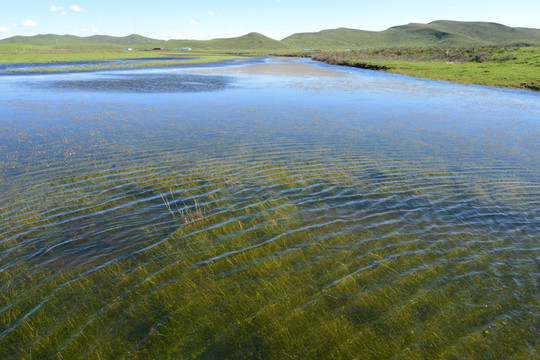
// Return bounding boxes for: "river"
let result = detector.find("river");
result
[0,57,538,358]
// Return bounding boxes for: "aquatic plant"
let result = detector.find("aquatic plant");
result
[0,59,538,358]
[161,191,207,225]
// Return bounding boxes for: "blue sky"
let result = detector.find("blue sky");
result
[1,0,539,40]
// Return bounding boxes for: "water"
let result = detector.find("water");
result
[0,56,194,73]
[0,57,538,358]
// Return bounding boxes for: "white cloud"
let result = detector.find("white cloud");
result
[91,27,98,33]
[70,5,86,12]
[416,18,431,24]
[0,25,9,32]
[207,12,215,16]
[22,19,37,27]
[508,13,519,17]
[25,32,36,36]
[190,19,199,25]
[51,5,66,13]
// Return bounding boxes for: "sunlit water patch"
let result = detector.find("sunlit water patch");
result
[0,58,539,359]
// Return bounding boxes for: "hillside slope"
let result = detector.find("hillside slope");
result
[1,20,539,51]
[281,21,540,49]
[0,34,156,46]
[154,32,287,52]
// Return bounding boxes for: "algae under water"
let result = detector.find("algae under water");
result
[0,57,538,359]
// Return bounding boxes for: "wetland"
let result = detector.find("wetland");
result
[0,57,539,359]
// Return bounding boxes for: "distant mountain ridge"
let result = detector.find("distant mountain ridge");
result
[281,21,540,49]
[0,33,154,46]
[1,20,539,50]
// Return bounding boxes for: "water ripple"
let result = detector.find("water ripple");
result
[1,59,539,358]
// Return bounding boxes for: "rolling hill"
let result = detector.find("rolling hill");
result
[0,34,156,46]
[281,21,540,49]
[152,32,286,52]
[1,21,539,51]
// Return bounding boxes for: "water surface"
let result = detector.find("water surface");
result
[0,57,538,359]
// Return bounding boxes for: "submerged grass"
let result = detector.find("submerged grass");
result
[0,149,538,359]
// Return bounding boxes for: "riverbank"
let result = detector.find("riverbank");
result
[0,46,245,73]
[310,46,540,91]
[2,45,538,91]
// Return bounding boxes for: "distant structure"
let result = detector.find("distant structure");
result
[179,47,192,51]
[124,47,133,51]
[302,48,312,52]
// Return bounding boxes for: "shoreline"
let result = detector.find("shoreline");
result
[309,49,540,92]
[1,50,538,93]
[0,55,263,75]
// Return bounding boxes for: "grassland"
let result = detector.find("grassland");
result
[311,46,540,91]
[281,21,540,49]
[1,20,539,89]
[0,44,246,73]
[0,44,170,63]
[3,20,540,51]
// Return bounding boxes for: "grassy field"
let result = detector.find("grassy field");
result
[1,20,539,88]
[0,45,166,63]
[0,45,246,74]
[281,21,540,49]
[0,44,242,63]
[1,43,538,91]
[3,20,540,54]
[311,46,540,91]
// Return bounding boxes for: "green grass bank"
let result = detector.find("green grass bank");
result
[2,43,539,91]
[310,46,540,91]
[0,45,245,73]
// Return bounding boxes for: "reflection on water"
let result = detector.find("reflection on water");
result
[0,58,539,359]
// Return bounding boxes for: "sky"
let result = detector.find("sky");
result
[1,0,539,40]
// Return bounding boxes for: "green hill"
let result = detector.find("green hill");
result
[1,20,539,51]
[0,34,157,47]
[279,28,377,49]
[281,21,540,49]
[148,32,286,52]
[205,32,286,51]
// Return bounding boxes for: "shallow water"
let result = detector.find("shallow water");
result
[0,56,194,73]
[0,57,539,358]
